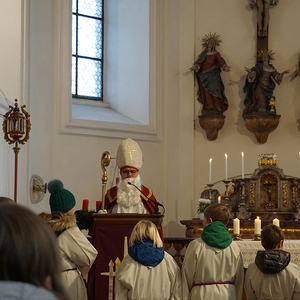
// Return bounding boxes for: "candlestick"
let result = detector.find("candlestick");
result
[241,152,244,179]
[218,196,221,204]
[82,199,89,211]
[273,218,280,227]
[252,233,261,241]
[233,218,240,234]
[232,233,242,241]
[225,153,228,180]
[254,216,261,234]
[209,158,212,184]
[223,180,231,202]
[206,183,214,200]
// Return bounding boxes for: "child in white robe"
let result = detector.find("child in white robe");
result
[182,204,244,300]
[41,179,98,300]
[245,224,300,299]
[115,220,181,300]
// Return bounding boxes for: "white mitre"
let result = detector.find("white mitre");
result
[116,138,143,171]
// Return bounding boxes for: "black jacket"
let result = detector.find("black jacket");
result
[255,249,291,274]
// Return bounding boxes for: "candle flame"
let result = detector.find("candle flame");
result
[225,154,227,158]
[256,216,260,219]
[209,158,212,162]
[241,152,244,157]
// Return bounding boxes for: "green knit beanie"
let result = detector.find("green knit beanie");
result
[48,179,76,213]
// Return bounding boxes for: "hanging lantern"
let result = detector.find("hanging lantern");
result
[3,99,30,145]
[2,99,31,202]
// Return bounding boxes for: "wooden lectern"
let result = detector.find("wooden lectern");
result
[89,213,164,300]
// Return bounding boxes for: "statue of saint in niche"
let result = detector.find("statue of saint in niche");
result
[243,49,289,114]
[190,33,231,116]
[291,59,300,80]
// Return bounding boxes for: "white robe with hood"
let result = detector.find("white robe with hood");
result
[182,237,244,300]
[245,250,300,300]
[115,251,181,300]
[44,214,98,300]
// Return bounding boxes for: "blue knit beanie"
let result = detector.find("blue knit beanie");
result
[48,179,76,213]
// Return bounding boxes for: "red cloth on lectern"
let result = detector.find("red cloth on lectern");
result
[90,223,137,300]
[88,187,163,300]
[104,185,157,213]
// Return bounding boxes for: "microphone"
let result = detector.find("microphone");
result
[127,182,165,215]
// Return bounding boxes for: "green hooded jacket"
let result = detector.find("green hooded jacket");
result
[201,221,232,249]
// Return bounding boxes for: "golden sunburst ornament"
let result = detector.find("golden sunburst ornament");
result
[201,32,222,46]
[257,48,275,61]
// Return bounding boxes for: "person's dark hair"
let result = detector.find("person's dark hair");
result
[204,204,230,226]
[0,196,14,204]
[0,204,70,300]
[261,224,285,250]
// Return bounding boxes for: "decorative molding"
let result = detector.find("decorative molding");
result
[249,183,255,207]
[56,0,162,142]
[283,183,288,207]
[0,95,14,198]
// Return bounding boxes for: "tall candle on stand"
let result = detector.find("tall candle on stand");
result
[233,218,240,234]
[209,158,212,184]
[241,152,245,179]
[225,153,228,180]
[273,218,280,227]
[254,217,261,234]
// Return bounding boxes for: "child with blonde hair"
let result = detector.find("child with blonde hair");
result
[115,220,181,300]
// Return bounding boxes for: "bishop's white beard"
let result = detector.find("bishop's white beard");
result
[116,175,142,208]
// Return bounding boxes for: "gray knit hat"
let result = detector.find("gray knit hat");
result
[48,179,76,213]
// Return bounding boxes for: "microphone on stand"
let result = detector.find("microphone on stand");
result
[127,182,165,215]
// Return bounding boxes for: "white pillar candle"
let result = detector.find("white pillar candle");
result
[233,218,240,234]
[241,152,244,179]
[225,153,228,180]
[218,196,221,204]
[273,218,280,227]
[209,158,212,184]
[254,217,261,234]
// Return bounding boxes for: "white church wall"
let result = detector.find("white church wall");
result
[193,1,300,221]
[0,0,21,103]
[0,96,14,199]
[21,0,167,218]
[105,0,150,125]
[0,0,24,202]
[1,0,300,238]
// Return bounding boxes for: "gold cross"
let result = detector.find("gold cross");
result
[124,145,135,160]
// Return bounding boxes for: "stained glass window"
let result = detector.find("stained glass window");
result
[72,0,104,100]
